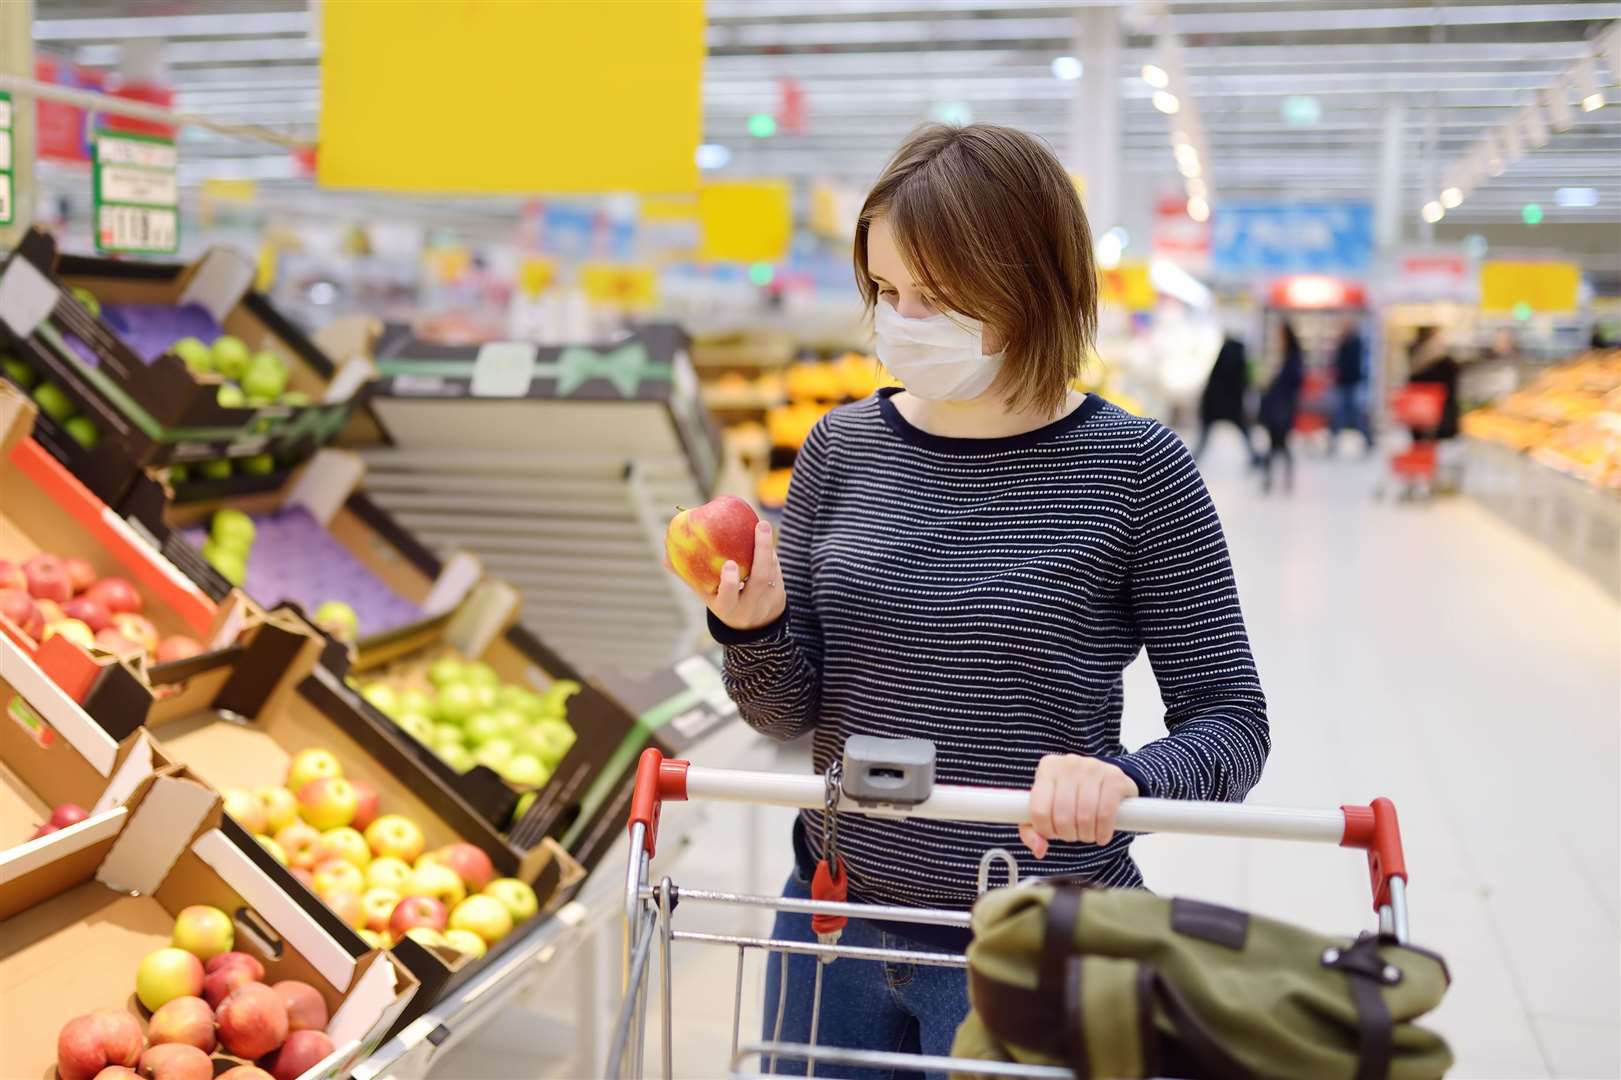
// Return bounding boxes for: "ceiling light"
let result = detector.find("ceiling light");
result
[1575,57,1603,112]
[1281,96,1321,126]
[1421,201,1444,224]
[747,113,777,138]
[1186,195,1210,222]
[932,101,973,126]
[1440,187,1462,209]
[1556,187,1599,208]
[1185,177,1208,200]
[1052,56,1083,81]
[1096,229,1124,269]
[1581,92,1604,111]
[1141,64,1168,89]
[1152,91,1180,115]
[695,144,731,169]
[1522,202,1543,225]
[1174,143,1201,178]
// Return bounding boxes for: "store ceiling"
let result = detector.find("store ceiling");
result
[27,0,1621,233]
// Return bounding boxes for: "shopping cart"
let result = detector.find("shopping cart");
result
[607,739,1412,1079]
[1380,384,1449,499]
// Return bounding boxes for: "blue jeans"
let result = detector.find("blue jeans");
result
[758,871,970,1079]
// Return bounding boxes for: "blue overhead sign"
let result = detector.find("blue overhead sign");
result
[1210,202,1374,276]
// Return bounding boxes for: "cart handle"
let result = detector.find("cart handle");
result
[627,748,1408,916]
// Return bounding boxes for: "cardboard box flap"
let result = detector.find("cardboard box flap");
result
[286,449,365,526]
[0,254,59,339]
[328,950,409,1048]
[191,827,360,991]
[0,630,122,776]
[177,247,256,323]
[93,730,161,814]
[421,551,482,618]
[0,382,36,456]
[97,774,216,894]
[444,579,520,660]
[0,808,126,897]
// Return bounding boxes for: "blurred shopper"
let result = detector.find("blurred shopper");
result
[1193,323,1256,462]
[1330,316,1373,453]
[1258,321,1305,493]
[1408,326,1460,440]
[669,123,1269,1076]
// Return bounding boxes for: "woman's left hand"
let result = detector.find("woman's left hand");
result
[1019,754,1139,859]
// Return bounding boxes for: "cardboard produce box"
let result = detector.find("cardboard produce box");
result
[0,628,169,853]
[0,772,417,1080]
[0,383,244,698]
[119,447,480,629]
[111,607,584,1022]
[0,229,373,502]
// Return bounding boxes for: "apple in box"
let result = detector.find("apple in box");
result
[0,558,23,591]
[0,588,44,639]
[139,1042,214,1080]
[389,895,448,937]
[56,1009,144,1080]
[61,595,113,632]
[85,576,142,614]
[271,979,329,1033]
[665,496,760,594]
[215,982,289,1059]
[264,1029,336,1080]
[62,556,97,595]
[22,554,72,603]
[148,995,216,1054]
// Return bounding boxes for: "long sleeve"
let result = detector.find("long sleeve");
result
[709,418,831,740]
[1114,425,1270,801]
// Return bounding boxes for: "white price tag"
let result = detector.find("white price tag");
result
[470,341,537,397]
[0,131,11,171]
[97,205,177,253]
[0,174,10,227]
[100,164,178,206]
[0,256,59,338]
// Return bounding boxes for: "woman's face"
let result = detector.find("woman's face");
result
[866,216,1006,353]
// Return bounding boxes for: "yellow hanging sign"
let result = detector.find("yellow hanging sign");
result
[699,180,792,263]
[1100,262,1154,311]
[519,256,557,297]
[318,1,704,194]
[1479,261,1580,314]
[581,263,659,309]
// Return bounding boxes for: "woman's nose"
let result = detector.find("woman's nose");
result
[894,293,934,320]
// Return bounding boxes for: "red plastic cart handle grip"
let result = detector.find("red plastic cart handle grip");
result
[1339,796,1408,911]
[627,747,690,858]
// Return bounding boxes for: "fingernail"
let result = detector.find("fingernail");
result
[723,561,736,573]
[757,521,771,534]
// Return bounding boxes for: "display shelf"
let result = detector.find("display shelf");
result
[357,446,707,677]
[1462,438,1621,597]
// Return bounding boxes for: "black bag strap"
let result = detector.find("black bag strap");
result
[1061,957,1091,1080]
[1323,934,1396,1080]
[1039,885,1083,998]
[1148,969,1257,1080]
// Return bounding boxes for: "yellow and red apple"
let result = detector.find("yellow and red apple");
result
[664,495,760,595]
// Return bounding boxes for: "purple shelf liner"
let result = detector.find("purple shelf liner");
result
[61,303,223,370]
[180,505,425,637]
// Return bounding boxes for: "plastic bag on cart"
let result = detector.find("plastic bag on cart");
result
[951,883,1452,1080]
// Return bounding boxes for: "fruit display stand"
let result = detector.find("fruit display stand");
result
[117,446,481,632]
[0,229,373,505]
[345,322,714,676]
[117,607,586,1027]
[0,630,169,853]
[0,384,243,690]
[0,771,418,1080]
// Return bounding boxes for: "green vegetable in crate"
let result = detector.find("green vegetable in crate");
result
[210,508,256,550]
[31,382,75,422]
[399,689,432,716]
[239,453,275,476]
[434,682,480,725]
[167,464,189,485]
[473,738,515,772]
[63,416,100,450]
[279,390,312,407]
[197,459,233,481]
[69,285,101,317]
[518,718,576,768]
[242,351,289,401]
[463,661,500,690]
[313,600,359,644]
[499,753,548,788]
[216,384,247,408]
[361,682,399,716]
[200,540,246,586]
[173,337,213,373]
[510,790,537,827]
[396,711,434,743]
[440,744,474,772]
[428,657,465,689]
[246,395,275,408]
[462,712,505,747]
[212,335,251,380]
[1,355,38,389]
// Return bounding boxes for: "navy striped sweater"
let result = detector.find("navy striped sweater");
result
[712,388,1269,914]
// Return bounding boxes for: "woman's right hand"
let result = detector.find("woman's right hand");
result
[667,519,786,631]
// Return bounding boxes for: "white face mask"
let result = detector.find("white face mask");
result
[873,300,1004,401]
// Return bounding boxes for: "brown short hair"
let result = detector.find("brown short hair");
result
[854,123,1097,415]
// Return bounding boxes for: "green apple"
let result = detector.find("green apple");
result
[31,382,75,422]
[428,657,465,689]
[498,753,548,788]
[216,383,247,407]
[510,790,537,827]
[489,708,526,737]
[462,712,504,747]
[449,893,513,944]
[197,458,233,480]
[397,711,435,743]
[483,877,539,923]
[239,453,275,475]
[242,352,288,400]
[246,395,273,408]
[280,389,312,406]
[471,683,498,712]
[435,682,479,725]
[286,747,343,793]
[173,336,212,372]
[201,541,246,585]
[210,508,256,550]
[430,723,464,748]
[439,744,474,772]
[463,662,499,689]
[399,689,433,716]
[168,464,189,484]
[538,679,582,712]
[473,738,515,772]
[212,335,250,379]
[1,356,37,389]
[69,285,101,316]
[496,684,539,714]
[63,415,99,449]
[518,720,576,767]
[314,600,359,643]
[362,682,399,716]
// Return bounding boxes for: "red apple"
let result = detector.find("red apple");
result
[297,777,358,831]
[348,778,380,831]
[111,612,159,654]
[289,866,315,890]
[263,1029,336,1080]
[61,596,113,633]
[664,495,759,595]
[206,950,265,980]
[50,802,90,828]
[95,626,144,658]
[86,575,142,614]
[218,1068,275,1080]
[0,587,43,639]
[270,980,329,1033]
[155,635,204,664]
[56,1009,144,1080]
[274,821,322,870]
[93,1069,139,1080]
[44,617,95,648]
[31,821,60,839]
[63,556,97,594]
[361,887,401,932]
[137,1043,213,1080]
[324,889,366,930]
[215,982,289,1059]
[0,557,23,590]
[202,962,256,1010]
[433,842,496,892]
[23,553,72,603]
[389,895,448,937]
[172,904,234,961]
[147,995,216,1054]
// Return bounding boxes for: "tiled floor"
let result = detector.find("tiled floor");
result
[430,436,1621,1079]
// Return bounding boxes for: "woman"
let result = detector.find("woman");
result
[1258,321,1305,493]
[671,124,1269,1077]
[1193,322,1255,462]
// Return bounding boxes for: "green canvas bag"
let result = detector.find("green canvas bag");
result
[951,883,1452,1079]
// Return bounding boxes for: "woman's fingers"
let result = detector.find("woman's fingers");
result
[714,559,744,615]
[1027,761,1056,843]
[1095,779,1123,846]
[746,520,777,585]
[1018,822,1049,860]
[1051,773,1080,843]
[1074,773,1102,844]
